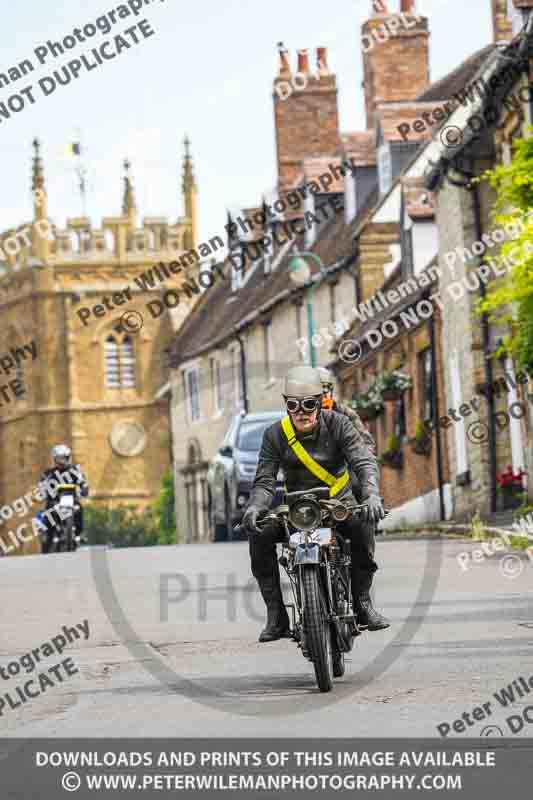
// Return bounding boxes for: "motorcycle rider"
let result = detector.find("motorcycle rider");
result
[318,366,380,531]
[38,444,89,553]
[243,365,389,643]
[318,367,375,454]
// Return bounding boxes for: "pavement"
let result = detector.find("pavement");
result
[1,536,532,738]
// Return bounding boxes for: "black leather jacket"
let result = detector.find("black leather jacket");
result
[38,465,89,509]
[248,409,380,512]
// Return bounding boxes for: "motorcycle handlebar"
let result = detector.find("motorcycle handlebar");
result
[234,502,389,537]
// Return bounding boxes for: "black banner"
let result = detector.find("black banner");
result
[1,738,531,798]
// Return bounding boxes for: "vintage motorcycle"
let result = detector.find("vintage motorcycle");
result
[239,488,387,693]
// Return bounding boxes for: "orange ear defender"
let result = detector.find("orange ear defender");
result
[322,392,333,410]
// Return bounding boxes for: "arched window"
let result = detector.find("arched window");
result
[104,333,136,389]
[105,336,121,388]
[121,336,136,388]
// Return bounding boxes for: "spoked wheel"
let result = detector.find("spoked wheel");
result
[301,568,333,693]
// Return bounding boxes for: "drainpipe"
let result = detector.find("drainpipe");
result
[234,331,249,414]
[428,299,446,521]
[472,185,498,513]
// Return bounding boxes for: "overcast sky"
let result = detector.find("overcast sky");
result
[0,0,493,246]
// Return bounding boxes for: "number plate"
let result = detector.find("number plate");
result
[289,528,332,548]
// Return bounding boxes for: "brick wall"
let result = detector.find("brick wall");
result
[340,313,450,516]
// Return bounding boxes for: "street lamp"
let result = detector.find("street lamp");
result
[288,250,324,368]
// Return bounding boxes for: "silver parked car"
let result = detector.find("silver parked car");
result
[207,411,285,541]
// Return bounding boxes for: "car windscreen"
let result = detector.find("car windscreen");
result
[237,419,278,452]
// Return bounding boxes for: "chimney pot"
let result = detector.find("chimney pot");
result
[400,0,416,12]
[372,0,388,14]
[297,49,310,74]
[316,47,329,71]
[278,46,291,75]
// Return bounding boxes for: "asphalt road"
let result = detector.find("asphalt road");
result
[1,536,532,738]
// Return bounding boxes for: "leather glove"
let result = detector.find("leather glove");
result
[242,505,262,535]
[363,495,385,524]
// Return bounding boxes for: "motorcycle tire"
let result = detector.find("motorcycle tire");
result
[301,568,333,693]
[332,640,345,678]
[65,518,74,552]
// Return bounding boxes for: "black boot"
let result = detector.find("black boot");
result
[352,568,390,631]
[256,575,291,643]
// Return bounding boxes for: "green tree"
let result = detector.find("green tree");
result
[153,469,177,545]
[84,504,160,548]
[83,470,177,548]
[477,129,533,371]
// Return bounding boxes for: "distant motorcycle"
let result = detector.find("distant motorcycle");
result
[50,483,82,553]
[238,488,388,692]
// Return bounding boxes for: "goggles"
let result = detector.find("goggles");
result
[285,396,321,414]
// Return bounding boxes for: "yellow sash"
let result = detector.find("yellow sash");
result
[281,415,349,497]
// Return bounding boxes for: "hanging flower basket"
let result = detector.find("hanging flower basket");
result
[409,436,432,456]
[351,388,384,421]
[378,435,404,470]
[375,370,412,402]
[379,450,404,470]
[409,421,433,456]
[357,405,380,422]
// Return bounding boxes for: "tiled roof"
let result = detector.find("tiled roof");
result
[167,231,306,366]
[168,185,382,367]
[375,45,499,143]
[417,44,498,102]
[376,103,450,141]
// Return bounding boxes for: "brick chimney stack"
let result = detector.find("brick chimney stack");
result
[273,46,339,191]
[362,0,430,130]
[491,0,513,42]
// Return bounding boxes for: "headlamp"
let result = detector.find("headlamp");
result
[288,495,322,531]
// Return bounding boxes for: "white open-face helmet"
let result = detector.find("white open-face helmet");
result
[317,367,335,394]
[283,366,322,399]
[52,444,72,467]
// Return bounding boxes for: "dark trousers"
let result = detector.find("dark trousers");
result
[249,518,378,596]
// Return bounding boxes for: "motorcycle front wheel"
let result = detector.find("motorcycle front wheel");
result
[301,568,333,692]
[65,517,75,551]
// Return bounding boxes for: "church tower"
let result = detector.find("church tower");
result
[0,138,200,554]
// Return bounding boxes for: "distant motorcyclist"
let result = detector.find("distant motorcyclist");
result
[38,444,89,553]
[243,365,389,643]
[318,367,375,454]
